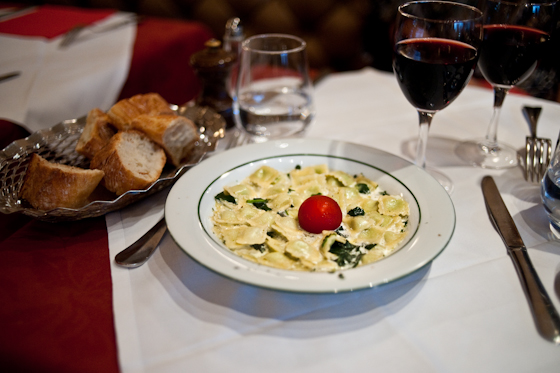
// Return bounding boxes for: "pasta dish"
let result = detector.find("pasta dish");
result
[211,164,409,271]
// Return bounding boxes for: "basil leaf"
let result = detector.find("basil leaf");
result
[365,244,377,250]
[329,241,363,268]
[348,207,365,216]
[215,191,236,204]
[251,244,266,253]
[356,183,370,194]
[247,198,271,211]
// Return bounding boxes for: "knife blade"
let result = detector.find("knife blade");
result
[481,176,560,344]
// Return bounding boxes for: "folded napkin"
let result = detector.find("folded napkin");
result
[0,6,135,133]
[0,5,115,38]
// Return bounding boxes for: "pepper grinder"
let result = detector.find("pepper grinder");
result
[190,39,236,129]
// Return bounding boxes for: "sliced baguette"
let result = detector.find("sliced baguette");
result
[90,130,166,195]
[129,114,199,167]
[129,93,175,115]
[75,108,116,159]
[107,93,174,131]
[20,153,105,210]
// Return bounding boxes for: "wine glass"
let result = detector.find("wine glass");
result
[456,0,557,169]
[233,34,315,142]
[393,1,483,193]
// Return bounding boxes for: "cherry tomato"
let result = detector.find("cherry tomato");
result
[298,195,343,234]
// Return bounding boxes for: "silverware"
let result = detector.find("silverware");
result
[115,217,167,268]
[0,71,21,83]
[481,176,560,344]
[60,15,141,48]
[0,6,35,21]
[523,106,552,183]
[60,24,87,48]
[555,270,560,302]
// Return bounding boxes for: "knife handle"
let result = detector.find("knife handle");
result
[508,247,560,344]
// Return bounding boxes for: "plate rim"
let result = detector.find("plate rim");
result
[165,138,456,293]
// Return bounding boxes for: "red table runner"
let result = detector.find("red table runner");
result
[0,217,118,373]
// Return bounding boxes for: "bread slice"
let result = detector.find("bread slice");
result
[90,130,166,195]
[20,153,105,210]
[129,114,199,167]
[129,93,174,115]
[107,93,175,131]
[75,108,116,159]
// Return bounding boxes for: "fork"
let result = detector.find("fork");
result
[523,106,552,183]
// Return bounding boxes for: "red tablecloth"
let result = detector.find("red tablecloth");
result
[0,5,213,372]
[0,5,115,38]
[118,17,211,106]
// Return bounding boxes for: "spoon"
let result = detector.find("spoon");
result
[115,217,166,268]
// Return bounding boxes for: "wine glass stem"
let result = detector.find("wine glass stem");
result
[485,86,510,146]
[416,110,434,169]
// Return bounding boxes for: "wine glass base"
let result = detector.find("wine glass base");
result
[455,139,518,169]
[425,167,454,195]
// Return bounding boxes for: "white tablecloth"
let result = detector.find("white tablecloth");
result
[108,68,560,372]
[0,12,135,133]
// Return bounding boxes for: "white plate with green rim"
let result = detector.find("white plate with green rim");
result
[165,138,455,293]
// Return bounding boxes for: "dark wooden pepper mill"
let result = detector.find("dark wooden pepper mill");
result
[190,39,236,129]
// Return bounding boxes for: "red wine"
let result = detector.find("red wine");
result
[393,38,478,111]
[478,25,550,87]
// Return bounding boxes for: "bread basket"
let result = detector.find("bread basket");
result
[0,104,225,222]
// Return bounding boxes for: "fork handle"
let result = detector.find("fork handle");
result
[523,106,542,138]
[114,217,167,268]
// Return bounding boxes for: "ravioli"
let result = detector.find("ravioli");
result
[211,164,409,271]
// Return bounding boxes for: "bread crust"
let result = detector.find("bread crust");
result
[75,108,116,159]
[107,93,174,131]
[130,114,199,166]
[20,153,105,210]
[129,93,174,115]
[90,130,166,195]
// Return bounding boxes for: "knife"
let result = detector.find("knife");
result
[481,176,560,344]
